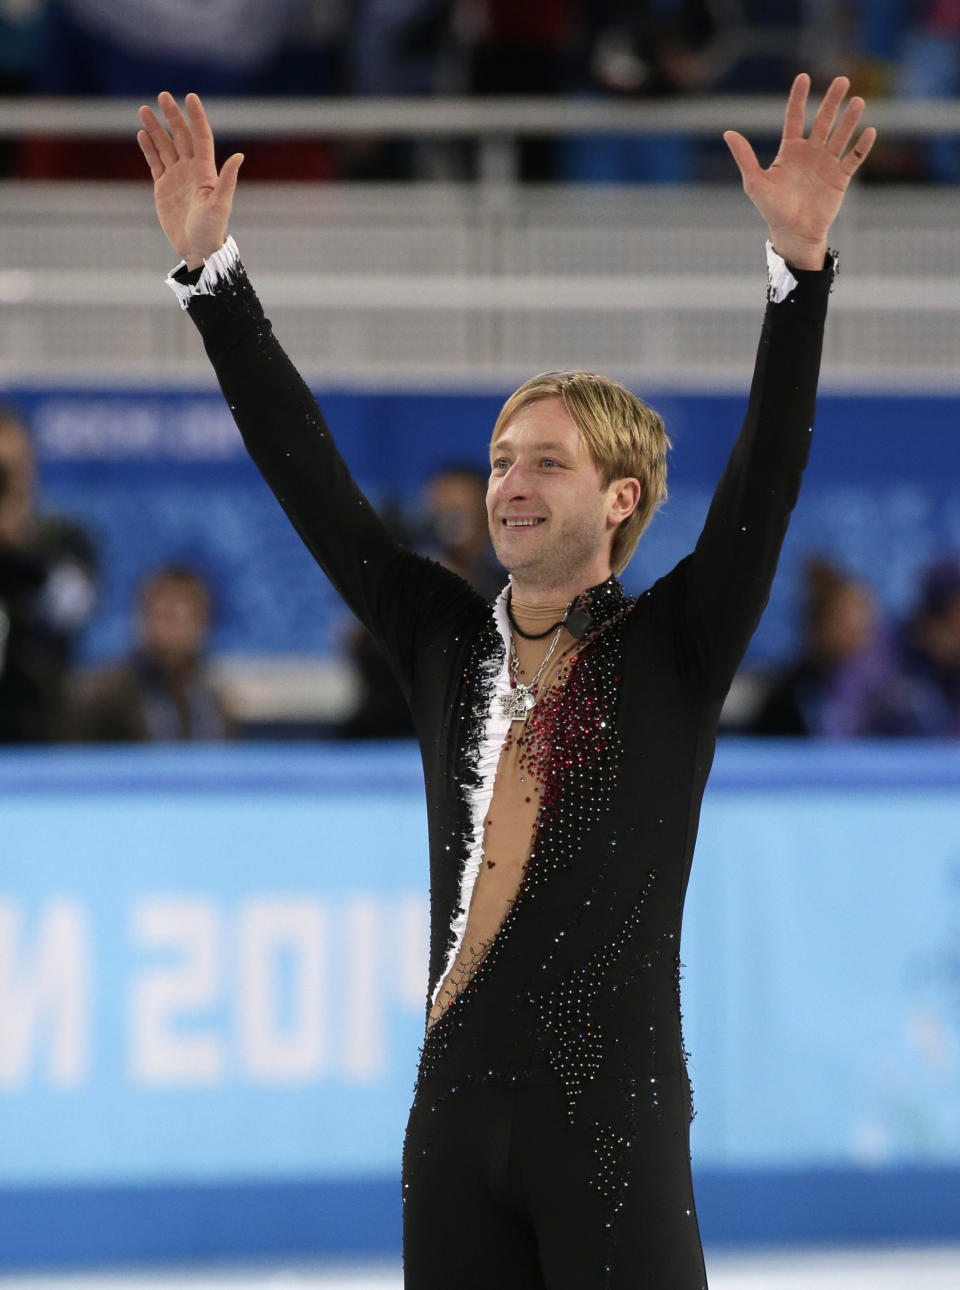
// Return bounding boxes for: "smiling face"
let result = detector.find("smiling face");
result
[487,397,638,598]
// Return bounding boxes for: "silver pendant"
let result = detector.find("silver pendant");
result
[500,684,536,720]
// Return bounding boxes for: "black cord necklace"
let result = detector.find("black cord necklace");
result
[506,585,598,643]
[506,587,567,640]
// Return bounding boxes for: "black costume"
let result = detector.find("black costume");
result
[172,241,833,1288]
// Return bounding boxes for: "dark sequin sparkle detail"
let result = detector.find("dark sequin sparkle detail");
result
[527,866,659,1124]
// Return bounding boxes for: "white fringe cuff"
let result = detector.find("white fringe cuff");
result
[765,239,798,304]
[165,236,241,310]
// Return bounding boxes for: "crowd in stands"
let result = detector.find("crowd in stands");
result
[1,7,958,739]
[2,403,960,745]
[1,2,960,179]
[333,463,502,740]
[0,407,226,742]
[749,556,960,737]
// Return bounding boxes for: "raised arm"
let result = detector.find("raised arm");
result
[136,94,482,681]
[667,75,875,696]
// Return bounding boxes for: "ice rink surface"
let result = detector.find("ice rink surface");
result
[2,1246,960,1290]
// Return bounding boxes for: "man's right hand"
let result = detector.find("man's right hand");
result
[137,92,243,270]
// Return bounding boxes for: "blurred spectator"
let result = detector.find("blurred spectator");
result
[71,564,232,742]
[334,464,502,738]
[750,558,911,737]
[457,0,579,179]
[708,0,802,94]
[844,0,960,182]
[350,0,450,93]
[25,0,342,180]
[0,407,98,743]
[37,0,308,94]
[895,1,960,181]
[418,461,503,599]
[262,0,350,95]
[580,0,714,97]
[339,0,451,178]
[460,0,575,91]
[562,0,715,183]
[895,554,960,735]
[334,626,413,737]
[0,0,46,175]
[0,0,44,93]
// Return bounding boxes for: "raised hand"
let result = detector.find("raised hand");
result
[137,92,243,270]
[723,73,876,271]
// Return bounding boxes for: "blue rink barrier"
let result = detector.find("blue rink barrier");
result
[1,741,959,1267]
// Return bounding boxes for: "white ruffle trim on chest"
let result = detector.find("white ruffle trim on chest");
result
[430,584,514,1007]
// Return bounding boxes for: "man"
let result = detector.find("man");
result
[749,559,906,738]
[0,407,98,742]
[137,75,874,1288]
[336,463,502,739]
[896,555,960,735]
[420,462,503,601]
[71,563,232,742]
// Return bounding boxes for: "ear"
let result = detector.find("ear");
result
[607,477,641,527]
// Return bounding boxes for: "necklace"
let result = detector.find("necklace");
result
[506,588,565,641]
[499,622,564,721]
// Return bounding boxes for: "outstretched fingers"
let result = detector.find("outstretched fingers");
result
[136,129,165,181]
[137,103,177,168]
[184,92,215,163]
[723,130,761,189]
[842,125,877,176]
[808,75,850,146]
[213,152,244,209]
[158,91,194,160]
[781,72,810,141]
[827,95,865,158]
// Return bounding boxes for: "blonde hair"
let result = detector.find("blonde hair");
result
[491,371,670,574]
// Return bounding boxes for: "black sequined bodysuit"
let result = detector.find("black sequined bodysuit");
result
[177,245,833,1288]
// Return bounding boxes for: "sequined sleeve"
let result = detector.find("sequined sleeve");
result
[662,251,835,698]
[172,244,482,683]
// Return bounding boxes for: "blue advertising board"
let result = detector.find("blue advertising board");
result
[1,743,959,1263]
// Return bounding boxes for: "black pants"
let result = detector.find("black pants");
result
[402,1075,708,1289]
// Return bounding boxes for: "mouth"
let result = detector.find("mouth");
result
[501,518,545,528]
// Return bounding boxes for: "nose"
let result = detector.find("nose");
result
[497,460,533,499]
